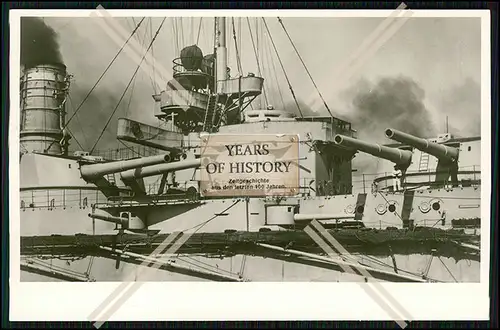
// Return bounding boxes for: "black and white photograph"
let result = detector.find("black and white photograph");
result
[10,8,491,323]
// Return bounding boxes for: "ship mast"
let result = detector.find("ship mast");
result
[215,17,227,91]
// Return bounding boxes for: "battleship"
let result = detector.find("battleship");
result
[18,16,481,283]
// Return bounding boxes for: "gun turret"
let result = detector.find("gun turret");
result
[334,134,412,167]
[120,158,202,181]
[385,128,459,162]
[80,154,172,181]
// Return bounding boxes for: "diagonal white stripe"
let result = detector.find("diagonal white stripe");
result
[335,3,409,78]
[91,6,187,94]
[89,7,190,110]
[89,14,161,82]
[308,3,413,109]
[338,10,414,83]
[87,231,181,321]
[304,225,408,328]
[311,220,414,321]
[92,232,194,328]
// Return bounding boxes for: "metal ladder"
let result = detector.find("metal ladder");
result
[418,152,430,172]
[203,94,218,133]
[106,173,116,186]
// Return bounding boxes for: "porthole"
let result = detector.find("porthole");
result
[345,205,355,214]
[376,204,387,215]
[419,202,431,214]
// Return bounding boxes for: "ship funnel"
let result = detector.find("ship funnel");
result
[120,158,201,181]
[20,64,70,155]
[334,134,412,167]
[80,154,172,181]
[385,128,459,161]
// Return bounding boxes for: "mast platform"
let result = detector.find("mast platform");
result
[116,117,184,152]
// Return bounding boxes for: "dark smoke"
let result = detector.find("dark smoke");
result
[344,76,436,173]
[21,17,64,68]
[20,18,140,152]
[345,76,436,142]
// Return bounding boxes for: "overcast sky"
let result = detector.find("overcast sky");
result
[37,16,482,152]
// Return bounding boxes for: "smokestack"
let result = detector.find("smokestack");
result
[20,17,70,155]
[21,17,64,69]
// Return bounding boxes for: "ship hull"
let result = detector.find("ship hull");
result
[21,253,480,283]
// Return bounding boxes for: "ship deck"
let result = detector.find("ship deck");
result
[21,227,480,262]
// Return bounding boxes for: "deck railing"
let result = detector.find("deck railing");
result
[20,165,481,210]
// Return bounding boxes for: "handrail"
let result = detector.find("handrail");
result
[20,185,132,193]
[20,187,115,210]
[91,145,159,161]
[172,56,213,75]
[372,170,481,185]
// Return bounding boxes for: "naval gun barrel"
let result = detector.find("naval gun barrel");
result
[294,213,356,222]
[385,128,459,161]
[120,158,202,181]
[88,213,127,225]
[334,134,412,167]
[80,154,172,181]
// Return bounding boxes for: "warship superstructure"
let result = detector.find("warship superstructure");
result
[19,17,481,283]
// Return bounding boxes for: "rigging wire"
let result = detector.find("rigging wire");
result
[191,17,195,45]
[246,17,268,105]
[90,18,167,153]
[150,18,157,94]
[226,22,231,74]
[131,17,137,34]
[85,256,95,277]
[261,18,303,118]
[172,18,179,55]
[213,18,217,61]
[264,35,286,109]
[67,94,89,148]
[255,18,261,108]
[125,20,152,117]
[238,18,242,62]
[180,255,240,277]
[63,17,146,131]
[277,17,334,119]
[202,18,210,51]
[65,127,84,151]
[27,258,87,278]
[437,257,458,282]
[124,18,178,147]
[239,254,247,278]
[182,200,241,233]
[116,19,152,152]
[262,33,282,108]
[360,255,438,281]
[139,18,158,92]
[196,17,203,45]
[179,17,185,47]
[231,17,243,76]
[45,17,146,158]
[260,36,272,105]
